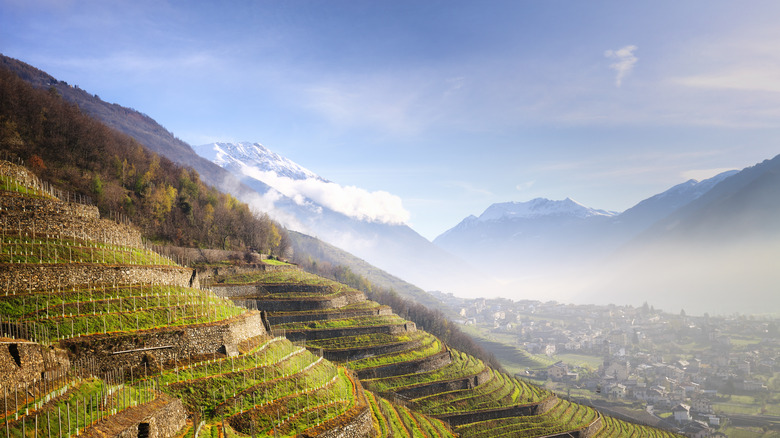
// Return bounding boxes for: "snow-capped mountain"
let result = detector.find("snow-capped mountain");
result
[433,170,746,298]
[194,142,323,182]
[194,142,481,295]
[478,198,618,222]
[436,171,739,259]
[435,195,618,269]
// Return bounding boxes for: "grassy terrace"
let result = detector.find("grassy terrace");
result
[0,235,177,266]
[306,330,424,351]
[276,314,407,331]
[593,414,681,438]
[222,366,357,436]
[455,398,599,437]
[271,300,381,316]
[363,349,486,393]
[346,332,443,371]
[412,368,549,415]
[0,284,244,343]
[0,175,58,199]
[214,270,347,289]
[266,301,385,322]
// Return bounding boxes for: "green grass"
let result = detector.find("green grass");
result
[0,284,247,344]
[261,258,291,266]
[277,314,406,331]
[0,235,177,266]
[347,334,443,371]
[364,349,484,393]
[0,175,58,199]
[306,331,419,350]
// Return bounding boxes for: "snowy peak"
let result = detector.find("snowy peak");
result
[194,142,324,182]
[477,197,618,222]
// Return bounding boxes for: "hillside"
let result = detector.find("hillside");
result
[0,160,457,437]
[207,267,683,438]
[0,62,288,256]
[0,53,464,306]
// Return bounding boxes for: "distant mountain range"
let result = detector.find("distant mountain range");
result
[435,162,780,315]
[434,171,738,269]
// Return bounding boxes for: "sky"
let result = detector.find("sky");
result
[3,0,780,240]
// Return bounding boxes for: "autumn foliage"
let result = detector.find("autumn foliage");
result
[0,66,288,255]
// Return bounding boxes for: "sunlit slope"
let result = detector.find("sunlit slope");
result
[210,269,680,437]
[0,161,374,437]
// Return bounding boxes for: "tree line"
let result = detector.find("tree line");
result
[0,66,288,255]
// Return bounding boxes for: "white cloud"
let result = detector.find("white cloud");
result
[605,45,638,87]
[239,165,410,225]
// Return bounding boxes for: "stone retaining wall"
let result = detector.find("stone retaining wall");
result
[323,336,426,363]
[285,322,415,343]
[1,193,142,247]
[315,403,375,438]
[356,347,452,380]
[264,306,392,325]
[239,291,366,313]
[0,160,41,189]
[436,394,559,427]
[579,414,603,438]
[257,284,333,294]
[83,394,186,438]
[0,264,198,293]
[191,254,297,276]
[0,341,70,390]
[210,284,258,298]
[60,311,265,373]
[396,366,493,400]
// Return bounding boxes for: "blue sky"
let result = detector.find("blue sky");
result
[3,0,780,239]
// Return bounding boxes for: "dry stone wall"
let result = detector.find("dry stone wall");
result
[356,347,451,380]
[0,341,70,391]
[266,306,392,325]
[83,394,186,438]
[285,322,415,343]
[324,335,427,362]
[243,291,366,313]
[395,366,493,400]
[314,404,375,438]
[61,311,265,373]
[207,262,296,275]
[0,264,198,293]
[0,160,41,189]
[0,193,142,247]
[437,394,559,427]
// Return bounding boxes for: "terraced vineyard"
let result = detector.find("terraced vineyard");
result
[1,160,448,437]
[211,268,682,437]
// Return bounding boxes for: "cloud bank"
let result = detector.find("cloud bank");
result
[239,165,411,225]
[605,45,638,87]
